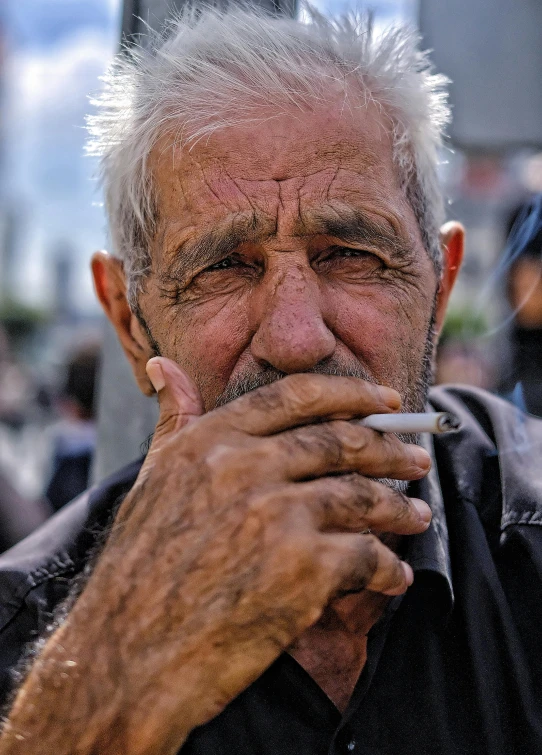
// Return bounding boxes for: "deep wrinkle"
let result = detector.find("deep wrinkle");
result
[136,95,441,429]
[135,289,439,423]
[158,205,416,295]
[159,211,274,288]
[134,303,162,357]
[133,296,437,497]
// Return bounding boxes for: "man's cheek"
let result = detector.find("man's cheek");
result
[169,306,253,404]
[158,281,252,347]
[332,297,424,374]
[182,275,253,308]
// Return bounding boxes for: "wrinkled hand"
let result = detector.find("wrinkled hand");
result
[0,358,433,755]
[90,358,431,736]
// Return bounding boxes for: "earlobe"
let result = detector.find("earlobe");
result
[91,251,156,396]
[434,221,465,336]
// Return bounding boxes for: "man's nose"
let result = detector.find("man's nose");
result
[250,267,336,373]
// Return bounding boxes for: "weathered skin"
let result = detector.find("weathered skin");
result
[138,98,440,411]
[0,95,463,753]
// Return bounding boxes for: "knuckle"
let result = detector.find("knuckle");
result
[318,539,351,578]
[282,374,325,417]
[205,443,237,470]
[335,421,371,455]
[313,426,344,467]
[338,471,363,497]
[376,556,402,590]
[352,533,380,589]
[345,474,373,514]
[274,532,319,573]
[287,424,344,467]
[390,557,406,589]
[236,381,286,416]
[154,410,193,439]
[246,488,288,521]
[389,490,412,522]
[206,445,266,492]
[370,483,390,514]
[382,434,419,474]
[248,487,316,534]
[363,532,380,560]
[382,431,404,457]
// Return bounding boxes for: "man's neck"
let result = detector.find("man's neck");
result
[288,534,401,712]
[288,590,391,712]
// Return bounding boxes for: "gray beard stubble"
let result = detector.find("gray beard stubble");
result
[214,302,438,494]
[139,296,438,493]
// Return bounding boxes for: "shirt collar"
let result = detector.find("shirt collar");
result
[404,431,454,621]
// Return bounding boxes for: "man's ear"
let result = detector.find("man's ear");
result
[91,251,156,396]
[433,221,465,337]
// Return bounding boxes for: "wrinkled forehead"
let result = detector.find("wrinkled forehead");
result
[147,95,419,252]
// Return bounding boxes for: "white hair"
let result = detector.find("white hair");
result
[87,6,450,306]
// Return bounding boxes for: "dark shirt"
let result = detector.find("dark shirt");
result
[0,386,541,755]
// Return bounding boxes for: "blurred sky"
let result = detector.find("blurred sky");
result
[0,0,415,314]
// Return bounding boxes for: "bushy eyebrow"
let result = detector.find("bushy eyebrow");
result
[296,207,415,261]
[160,205,415,285]
[160,211,275,283]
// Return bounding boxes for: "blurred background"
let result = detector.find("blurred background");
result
[0,0,540,549]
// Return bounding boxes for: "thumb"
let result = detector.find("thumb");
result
[146,357,204,441]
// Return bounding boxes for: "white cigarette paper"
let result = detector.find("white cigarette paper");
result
[359,412,460,434]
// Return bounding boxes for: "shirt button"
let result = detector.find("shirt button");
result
[346,740,356,752]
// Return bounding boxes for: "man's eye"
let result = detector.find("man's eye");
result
[330,247,374,259]
[316,246,385,277]
[323,247,382,265]
[206,257,240,271]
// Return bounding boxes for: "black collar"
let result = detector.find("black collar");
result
[404,432,454,622]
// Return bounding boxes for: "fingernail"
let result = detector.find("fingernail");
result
[412,498,432,524]
[413,447,431,471]
[377,385,401,410]
[146,360,165,392]
[402,562,414,586]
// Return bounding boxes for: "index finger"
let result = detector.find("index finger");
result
[213,373,401,436]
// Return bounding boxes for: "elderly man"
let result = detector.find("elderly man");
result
[0,9,541,755]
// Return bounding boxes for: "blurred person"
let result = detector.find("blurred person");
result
[44,343,99,512]
[0,472,50,554]
[497,195,542,415]
[0,326,30,430]
[0,325,50,550]
[0,10,541,755]
[435,339,493,387]
[434,309,493,389]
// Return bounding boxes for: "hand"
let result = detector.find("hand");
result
[103,360,430,729]
[1,359,431,755]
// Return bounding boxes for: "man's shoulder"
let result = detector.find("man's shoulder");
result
[429,384,542,530]
[429,382,542,428]
[0,458,143,632]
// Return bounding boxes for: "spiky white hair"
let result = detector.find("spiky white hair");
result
[87,6,450,306]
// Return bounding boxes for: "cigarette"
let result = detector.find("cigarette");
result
[359,412,460,434]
